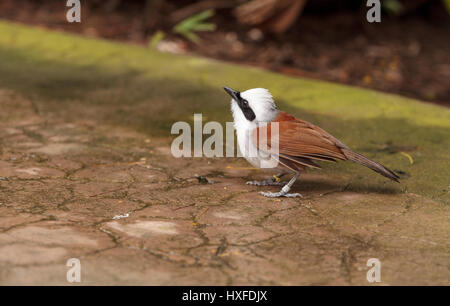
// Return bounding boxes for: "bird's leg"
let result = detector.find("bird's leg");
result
[260,172,302,198]
[246,172,286,186]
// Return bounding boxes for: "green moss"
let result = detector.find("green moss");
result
[0,20,448,203]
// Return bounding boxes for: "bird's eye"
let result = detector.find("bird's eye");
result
[242,100,249,107]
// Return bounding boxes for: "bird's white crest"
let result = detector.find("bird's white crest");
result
[230,88,278,130]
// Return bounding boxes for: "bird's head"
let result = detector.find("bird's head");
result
[223,87,278,125]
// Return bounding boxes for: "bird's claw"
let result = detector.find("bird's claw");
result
[259,191,303,198]
[246,179,286,186]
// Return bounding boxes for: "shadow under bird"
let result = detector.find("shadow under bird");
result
[224,86,400,198]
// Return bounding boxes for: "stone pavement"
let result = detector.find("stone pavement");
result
[0,89,448,285]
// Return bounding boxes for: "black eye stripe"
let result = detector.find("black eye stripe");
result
[236,95,255,121]
[242,107,256,121]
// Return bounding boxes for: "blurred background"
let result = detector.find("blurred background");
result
[1,0,448,105]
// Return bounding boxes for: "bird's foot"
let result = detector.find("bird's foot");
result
[246,175,286,186]
[259,173,301,198]
[260,191,303,198]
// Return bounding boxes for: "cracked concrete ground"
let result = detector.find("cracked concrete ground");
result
[0,89,448,285]
[0,22,449,285]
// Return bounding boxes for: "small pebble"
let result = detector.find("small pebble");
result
[197,176,214,184]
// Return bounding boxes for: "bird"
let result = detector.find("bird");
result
[223,86,400,198]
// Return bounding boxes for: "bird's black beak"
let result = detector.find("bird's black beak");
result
[223,86,241,102]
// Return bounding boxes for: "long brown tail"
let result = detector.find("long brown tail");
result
[342,149,400,182]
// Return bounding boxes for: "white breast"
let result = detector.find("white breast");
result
[236,125,261,168]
